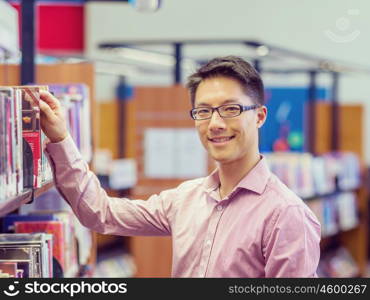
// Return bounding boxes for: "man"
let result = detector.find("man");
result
[39,56,321,277]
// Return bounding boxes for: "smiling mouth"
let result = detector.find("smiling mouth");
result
[208,136,235,143]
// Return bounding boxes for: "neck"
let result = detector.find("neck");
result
[218,151,261,199]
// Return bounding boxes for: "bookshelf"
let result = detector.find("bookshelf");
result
[0,62,98,277]
[0,181,54,218]
[313,101,368,277]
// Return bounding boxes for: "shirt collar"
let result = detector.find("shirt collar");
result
[202,155,271,195]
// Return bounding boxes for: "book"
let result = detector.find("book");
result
[15,86,46,188]
[2,213,57,233]
[319,247,359,277]
[29,210,79,277]
[0,87,23,200]
[14,220,65,274]
[0,233,53,278]
[336,192,359,231]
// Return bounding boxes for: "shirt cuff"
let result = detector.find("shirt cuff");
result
[45,134,82,164]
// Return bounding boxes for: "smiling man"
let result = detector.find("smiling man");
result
[40,56,321,278]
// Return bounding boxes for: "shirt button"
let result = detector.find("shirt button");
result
[206,240,212,246]
[216,205,223,211]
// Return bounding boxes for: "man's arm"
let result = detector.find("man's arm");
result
[40,91,172,236]
[263,205,321,277]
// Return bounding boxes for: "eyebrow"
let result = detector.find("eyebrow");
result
[195,99,240,107]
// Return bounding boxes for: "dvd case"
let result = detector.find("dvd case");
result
[0,233,53,278]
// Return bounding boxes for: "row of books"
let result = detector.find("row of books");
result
[317,247,359,277]
[94,250,136,278]
[0,86,51,200]
[264,152,361,199]
[0,209,80,278]
[0,84,92,203]
[306,192,359,238]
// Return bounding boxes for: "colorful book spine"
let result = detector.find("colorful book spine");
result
[14,220,65,273]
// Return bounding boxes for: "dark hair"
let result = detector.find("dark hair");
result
[186,56,264,107]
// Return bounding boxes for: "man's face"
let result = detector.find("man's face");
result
[194,76,266,165]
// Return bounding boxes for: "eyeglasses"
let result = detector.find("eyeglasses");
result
[190,103,259,120]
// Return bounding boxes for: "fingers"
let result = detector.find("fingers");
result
[39,99,57,122]
[39,90,61,110]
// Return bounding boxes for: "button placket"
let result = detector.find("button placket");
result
[198,201,228,277]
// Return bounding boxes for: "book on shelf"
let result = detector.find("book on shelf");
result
[94,249,136,278]
[305,192,359,238]
[14,86,52,188]
[0,87,23,201]
[29,210,79,277]
[264,151,361,199]
[318,246,359,277]
[0,84,92,210]
[336,192,359,231]
[14,220,65,275]
[2,213,57,233]
[0,233,53,278]
[322,195,339,237]
[19,188,93,269]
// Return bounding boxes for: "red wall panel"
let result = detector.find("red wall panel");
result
[12,3,84,53]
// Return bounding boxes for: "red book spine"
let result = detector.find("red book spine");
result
[14,221,65,272]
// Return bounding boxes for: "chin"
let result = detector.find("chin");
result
[211,154,234,164]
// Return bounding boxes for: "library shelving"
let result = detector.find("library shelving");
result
[312,101,369,277]
[0,62,98,278]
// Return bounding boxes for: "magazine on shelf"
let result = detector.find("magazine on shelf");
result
[14,86,50,188]
[29,210,79,277]
[0,233,53,278]
[2,213,57,233]
[14,220,65,274]
[0,87,23,201]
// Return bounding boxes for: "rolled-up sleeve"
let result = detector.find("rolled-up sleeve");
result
[45,135,173,236]
[263,204,321,277]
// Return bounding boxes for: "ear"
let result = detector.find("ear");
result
[256,106,267,128]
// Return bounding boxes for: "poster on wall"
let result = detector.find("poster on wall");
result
[144,128,207,179]
[259,87,328,153]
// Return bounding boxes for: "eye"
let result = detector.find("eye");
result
[196,108,211,115]
[223,105,239,112]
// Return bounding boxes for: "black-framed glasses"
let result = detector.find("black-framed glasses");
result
[190,104,259,120]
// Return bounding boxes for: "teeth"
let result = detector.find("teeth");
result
[211,137,232,142]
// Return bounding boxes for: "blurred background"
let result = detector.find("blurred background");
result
[0,0,370,278]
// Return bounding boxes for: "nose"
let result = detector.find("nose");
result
[208,109,227,132]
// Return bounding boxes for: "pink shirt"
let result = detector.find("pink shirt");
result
[46,135,321,278]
